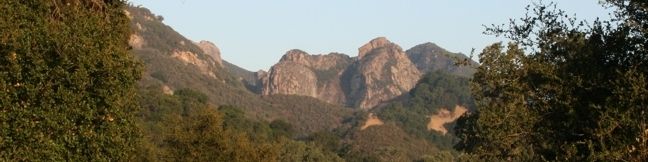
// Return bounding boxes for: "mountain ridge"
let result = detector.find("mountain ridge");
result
[259,36,474,109]
[128,5,476,160]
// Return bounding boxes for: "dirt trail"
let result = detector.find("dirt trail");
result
[427,105,468,135]
[361,113,384,130]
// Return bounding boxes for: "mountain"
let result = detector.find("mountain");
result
[195,40,223,67]
[344,37,421,109]
[126,6,353,135]
[127,5,477,161]
[260,49,353,105]
[260,37,474,110]
[406,42,477,78]
[223,60,264,93]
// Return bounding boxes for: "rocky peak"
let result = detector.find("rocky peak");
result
[278,50,353,70]
[414,42,445,53]
[358,37,402,59]
[260,38,423,109]
[280,49,309,62]
[278,49,312,67]
[256,70,268,76]
[261,50,353,104]
[345,37,421,109]
[196,40,223,67]
[259,37,478,110]
[406,42,476,77]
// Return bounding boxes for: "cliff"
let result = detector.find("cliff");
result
[262,37,422,109]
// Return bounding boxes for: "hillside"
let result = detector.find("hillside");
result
[127,6,353,136]
[375,71,475,150]
[406,42,477,78]
[127,5,476,161]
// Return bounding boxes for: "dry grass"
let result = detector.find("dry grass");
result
[361,113,384,130]
[427,105,467,134]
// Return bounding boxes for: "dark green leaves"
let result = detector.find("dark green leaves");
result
[456,1,648,161]
[0,1,141,160]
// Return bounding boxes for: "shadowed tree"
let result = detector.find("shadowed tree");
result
[456,0,648,161]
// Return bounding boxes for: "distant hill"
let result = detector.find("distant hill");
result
[127,6,353,135]
[406,42,477,78]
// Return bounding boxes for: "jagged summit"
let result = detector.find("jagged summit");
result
[413,42,445,51]
[262,37,421,109]
[279,49,309,62]
[357,37,403,59]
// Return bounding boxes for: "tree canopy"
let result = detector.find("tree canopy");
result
[0,0,142,161]
[455,0,648,161]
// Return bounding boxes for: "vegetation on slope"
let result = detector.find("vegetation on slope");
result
[378,71,474,150]
[128,6,354,137]
[340,123,440,161]
[406,42,477,78]
[136,86,343,161]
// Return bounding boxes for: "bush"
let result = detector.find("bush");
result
[0,1,142,160]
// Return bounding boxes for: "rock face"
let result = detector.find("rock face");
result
[406,42,477,78]
[261,49,353,104]
[171,50,218,79]
[358,37,393,59]
[196,40,223,67]
[262,37,421,109]
[344,37,421,109]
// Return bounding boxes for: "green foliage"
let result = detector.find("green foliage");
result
[137,88,281,161]
[419,150,458,162]
[455,43,538,161]
[136,87,343,161]
[261,95,354,136]
[150,71,168,83]
[218,105,276,140]
[277,138,344,162]
[307,131,343,153]
[340,123,439,162]
[0,0,141,160]
[456,1,648,161]
[379,71,473,149]
[270,119,295,138]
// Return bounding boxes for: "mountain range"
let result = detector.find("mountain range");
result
[127,5,476,160]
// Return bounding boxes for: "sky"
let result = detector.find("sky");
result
[129,0,612,71]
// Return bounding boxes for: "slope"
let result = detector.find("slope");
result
[127,6,353,135]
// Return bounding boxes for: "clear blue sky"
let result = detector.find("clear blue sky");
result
[129,0,611,71]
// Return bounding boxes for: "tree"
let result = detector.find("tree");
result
[136,87,344,161]
[0,0,142,160]
[456,1,648,161]
[270,119,295,138]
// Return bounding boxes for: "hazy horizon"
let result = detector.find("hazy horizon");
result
[129,0,611,71]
